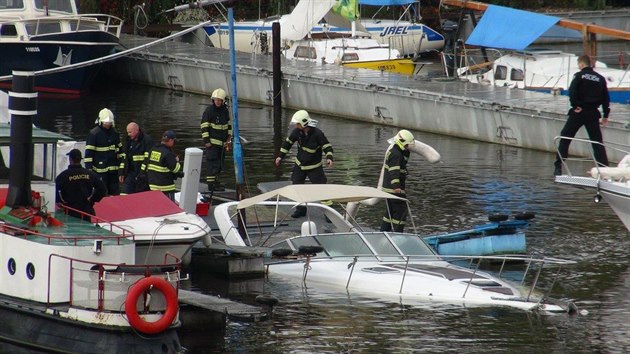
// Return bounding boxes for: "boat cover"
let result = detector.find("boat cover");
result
[281,0,338,40]
[465,5,560,50]
[94,190,184,222]
[237,184,405,209]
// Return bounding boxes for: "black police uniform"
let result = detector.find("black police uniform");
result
[56,164,107,219]
[555,66,611,173]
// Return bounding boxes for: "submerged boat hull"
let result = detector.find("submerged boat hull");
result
[0,299,181,353]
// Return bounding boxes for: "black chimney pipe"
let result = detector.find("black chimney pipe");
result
[5,71,36,208]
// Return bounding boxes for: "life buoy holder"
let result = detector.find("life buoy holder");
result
[125,276,178,335]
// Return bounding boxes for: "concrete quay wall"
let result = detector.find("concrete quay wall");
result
[112,46,630,162]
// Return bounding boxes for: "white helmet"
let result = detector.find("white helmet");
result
[211,88,227,101]
[396,129,415,147]
[291,110,311,127]
[98,108,114,124]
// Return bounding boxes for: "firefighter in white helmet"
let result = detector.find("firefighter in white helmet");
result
[275,110,334,218]
[201,88,232,191]
[380,129,415,232]
[84,107,124,195]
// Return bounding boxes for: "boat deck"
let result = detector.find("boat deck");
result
[1,210,129,246]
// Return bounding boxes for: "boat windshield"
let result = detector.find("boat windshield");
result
[276,231,437,258]
[34,0,73,14]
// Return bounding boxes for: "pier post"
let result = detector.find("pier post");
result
[180,147,203,214]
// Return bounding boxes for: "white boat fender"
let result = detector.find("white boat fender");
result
[386,137,441,163]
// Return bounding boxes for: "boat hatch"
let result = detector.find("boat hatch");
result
[361,267,400,274]
[392,264,486,280]
[462,279,502,287]
[482,287,514,295]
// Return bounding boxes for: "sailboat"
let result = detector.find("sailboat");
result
[201,0,444,57]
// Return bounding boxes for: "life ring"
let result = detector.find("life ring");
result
[125,276,178,335]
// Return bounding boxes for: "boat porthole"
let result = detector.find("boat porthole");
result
[26,263,35,280]
[7,258,16,275]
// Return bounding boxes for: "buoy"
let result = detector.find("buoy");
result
[514,212,535,220]
[297,245,324,256]
[271,248,293,257]
[125,276,178,334]
[256,294,279,307]
[488,214,509,222]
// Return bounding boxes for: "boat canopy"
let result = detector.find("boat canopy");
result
[465,5,561,50]
[237,184,405,209]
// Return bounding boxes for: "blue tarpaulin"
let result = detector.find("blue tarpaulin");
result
[465,5,560,50]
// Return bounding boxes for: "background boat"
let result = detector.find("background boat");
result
[0,0,122,96]
[200,0,444,56]
[458,48,630,104]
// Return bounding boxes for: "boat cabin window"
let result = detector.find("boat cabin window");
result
[25,22,61,36]
[494,65,507,80]
[0,0,23,9]
[0,24,18,37]
[34,0,73,13]
[293,46,317,59]
[510,68,524,81]
[341,53,359,62]
[363,232,401,255]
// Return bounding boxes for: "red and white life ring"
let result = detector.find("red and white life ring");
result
[125,276,178,334]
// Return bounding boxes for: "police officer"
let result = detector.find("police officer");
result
[554,54,611,175]
[120,122,153,194]
[84,108,124,195]
[142,130,184,202]
[55,149,107,219]
[201,88,232,191]
[275,110,334,218]
[380,130,413,232]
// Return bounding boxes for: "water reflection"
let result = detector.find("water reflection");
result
[24,82,630,353]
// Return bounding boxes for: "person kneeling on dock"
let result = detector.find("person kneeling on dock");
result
[56,149,107,219]
[275,110,334,218]
[141,130,184,202]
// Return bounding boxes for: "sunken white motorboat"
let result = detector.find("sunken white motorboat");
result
[212,184,577,313]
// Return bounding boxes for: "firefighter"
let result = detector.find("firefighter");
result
[55,149,107,219]
[84,108,124,195]
[201,88,232,192]
[275,110,334,218]
[120,122,153,194]
[380,129,414,232]
[141,130,184,202]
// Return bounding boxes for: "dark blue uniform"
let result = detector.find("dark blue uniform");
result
[56,165,107,219]
[121,130,153,194]
[380,143,410,232]
[201,103,231,189]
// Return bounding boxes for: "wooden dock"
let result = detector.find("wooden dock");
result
[179,289,269,322]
